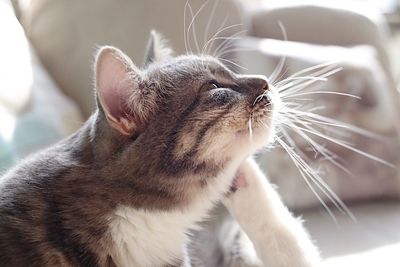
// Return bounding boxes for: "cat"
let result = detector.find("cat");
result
[0,31,320,267]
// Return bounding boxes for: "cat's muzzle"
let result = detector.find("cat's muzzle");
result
[259,94,271,105]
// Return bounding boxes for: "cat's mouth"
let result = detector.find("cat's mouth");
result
[249,86,280,129]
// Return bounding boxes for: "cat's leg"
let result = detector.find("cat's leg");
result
[181,250,192,267]
[173,248,192,267]
[166,251,191,267]
[222,158,320,267]
[219,217,263,267]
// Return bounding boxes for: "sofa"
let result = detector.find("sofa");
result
[2,0,400,266]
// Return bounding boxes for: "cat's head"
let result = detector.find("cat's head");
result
[94,31,280,174]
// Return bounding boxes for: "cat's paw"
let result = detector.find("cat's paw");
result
[228,170,248,194]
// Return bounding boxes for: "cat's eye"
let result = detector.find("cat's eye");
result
[209,80,221,89]
[208,80,221,90]
[200,80,223,92]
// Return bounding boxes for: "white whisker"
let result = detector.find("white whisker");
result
[276,64,340,92]
[284,108,387,141]
[271,58,394,221]
[248,114,253,142]
[215,47,255,59]
[187,0,209,54]
[203,22,242,55]
[279,67,343,95]
[183,0,190,54]
[280,114,352,175]
[269,21,288,84]
[274,76,327,87]
[286,60,341,79]
[186,3,196,54]
[276,137,339,222]
[288,123,394,167]
[213,30,248,58]
[279,133,356,220]
[218,58,248,71]
[283,91,361,100]
[203,0,220,47]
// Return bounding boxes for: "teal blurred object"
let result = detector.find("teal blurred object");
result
[0,114,61,174]
[0,136,17,172]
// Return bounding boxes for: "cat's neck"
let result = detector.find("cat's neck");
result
[65,111,132,164]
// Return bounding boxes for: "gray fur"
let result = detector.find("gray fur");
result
[0,35,271,267]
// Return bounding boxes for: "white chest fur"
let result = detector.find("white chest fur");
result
[109,207,196,267]
[108,162,240,267]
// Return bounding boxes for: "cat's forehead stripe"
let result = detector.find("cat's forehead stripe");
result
[146,57,235,89]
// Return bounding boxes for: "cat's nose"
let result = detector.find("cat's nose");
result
[244,75,269,92]
[259,76,269,91]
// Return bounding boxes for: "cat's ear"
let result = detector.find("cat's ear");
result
[143,30,173,67]
[95,46,145,136]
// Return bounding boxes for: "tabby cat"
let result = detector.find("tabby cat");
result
[0,32,319,267]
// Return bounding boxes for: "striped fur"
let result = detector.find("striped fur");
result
[0,38,317,267]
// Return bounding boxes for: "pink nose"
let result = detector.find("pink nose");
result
[247,75,269,91]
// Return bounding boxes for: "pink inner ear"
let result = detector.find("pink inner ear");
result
[100,84,127,120]
[96,50,133,121]
[96,47,139,134]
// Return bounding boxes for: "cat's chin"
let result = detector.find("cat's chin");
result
[251,126,276,150]
[232,124,276,157]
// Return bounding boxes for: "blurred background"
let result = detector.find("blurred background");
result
[1,0,399,266]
